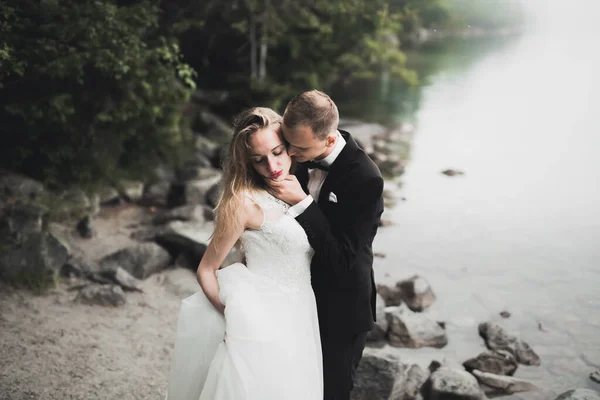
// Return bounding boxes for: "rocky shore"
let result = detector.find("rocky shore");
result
[1,100,599,399]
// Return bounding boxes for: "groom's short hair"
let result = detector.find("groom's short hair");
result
[283,90,339,140]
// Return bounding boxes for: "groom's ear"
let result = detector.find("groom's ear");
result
[325,133,336,148]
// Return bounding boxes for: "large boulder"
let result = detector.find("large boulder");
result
[0,231,69,290]
[351,348,406,400]
[99,242,171,280]
[386,304,448,349]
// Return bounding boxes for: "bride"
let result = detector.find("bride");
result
[165,107,323,400]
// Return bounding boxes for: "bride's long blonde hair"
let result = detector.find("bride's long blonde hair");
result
[212,107,285,249]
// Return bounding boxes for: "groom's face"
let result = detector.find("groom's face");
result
[281,123,330,162]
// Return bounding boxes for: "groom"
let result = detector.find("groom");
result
[270,90,384,400]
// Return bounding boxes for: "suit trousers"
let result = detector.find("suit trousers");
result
[321,331,368,400]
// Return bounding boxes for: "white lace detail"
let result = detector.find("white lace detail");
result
[239,191,314,291]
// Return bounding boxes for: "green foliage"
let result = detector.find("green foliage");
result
[0,0,195,188]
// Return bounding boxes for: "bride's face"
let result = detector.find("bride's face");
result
[248,125,292,183]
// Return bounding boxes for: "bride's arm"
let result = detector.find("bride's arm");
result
[196,196,262,314]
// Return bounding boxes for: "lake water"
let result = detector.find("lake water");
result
[337,14,600,399]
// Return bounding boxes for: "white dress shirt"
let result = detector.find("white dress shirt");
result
[287,131,346,218]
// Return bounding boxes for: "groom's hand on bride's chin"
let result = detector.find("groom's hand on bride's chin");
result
[268,176,307,205]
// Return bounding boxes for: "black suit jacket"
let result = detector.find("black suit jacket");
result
[295,130,384,336]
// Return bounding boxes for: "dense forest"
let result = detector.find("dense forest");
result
[0,0,525,187]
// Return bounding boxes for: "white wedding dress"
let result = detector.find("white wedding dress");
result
[166,191,323,400]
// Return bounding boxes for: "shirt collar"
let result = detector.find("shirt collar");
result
[318,130,346,168]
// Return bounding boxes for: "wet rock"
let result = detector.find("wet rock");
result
[152,204,207,225]
[386,304,448,349]
[0,232,69,289]
[478,322,541,366]
[76,215,94,238]
[463,350,518,376]
[554,389,600,400]
[398,275,436,312]
[591,370,600,384]
[471,369,538,395]
[0,170,44,200]
[366,293,388,342]
[75,284,126,307]
[377,283,403,306]
[99,242,171,280]
[351,348,406,400]
[421,365,486,400]
[441,169,465,177]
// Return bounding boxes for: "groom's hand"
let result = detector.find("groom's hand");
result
[268,176,307,205]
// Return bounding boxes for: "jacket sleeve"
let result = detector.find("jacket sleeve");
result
[295,176,384,278]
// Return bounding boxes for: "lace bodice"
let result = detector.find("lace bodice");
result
[238,191,314,290]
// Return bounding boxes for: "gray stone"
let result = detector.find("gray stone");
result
[154,221,208,269]
[99,242,171,280]
[159,267,199,298]
[478,322,541,366]
[205,182,221,208]
[422,366,486,400]
[194,135,219,159]
[167,174,222,207]
[75,284,126,307]
[0,232,69,289]
[152,204,207,225]
[471,369,538,395]
[97,186,121,205]
[197,110,233,141]
[397,275,436,312]
[463,350,518,376]
[377,283,403,306]
[367,293,388,342]
[554,389,600,400]
[0,203,48,243]
[177,166,221,182]
[351,348,406,400]
[402,364,428,400]
[386,304,448,349]
[119,180,144,202]
[142,181,171,207]
[591,370,600,384]
[0,170,44,199]
[98,266,143,292]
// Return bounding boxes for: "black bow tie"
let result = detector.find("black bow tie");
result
[304,161,330,171]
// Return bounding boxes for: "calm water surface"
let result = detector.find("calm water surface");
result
[341,19,600,399]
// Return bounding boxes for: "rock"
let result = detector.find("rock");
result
[402,364,428,400]
[0,232,69,290]
[205,181,221,208]
[60,188,91,211]
[152,164,177,183]
[471,369,538,395]
[142,181,171,207]
[152,204,207,225]
[61,256,99,279]
[194,135,220,159]
[159,267,199,298]
[177,166,222,182]
[196,110,233,141]
[0,203,48,243]
[98,186,121,206]
[76,215,94,238]
[441,169,465,177]
[351,348,406,400]
[168,174,222,207]
[500,311,511,318]
[386,304,448,349]
[591,370,600,384]
[75,284,126,307]
[98,266,143,292]
[154,221,208,269]
[421,366,486,400]
[119,180,144,202]
[99,243,171,280]
[377,283,403,306]
[366,293,388,342]
[463,350,518,376]
[397,275,436,312]
[554,389,600,400]
[0,170,44,199]
[478,322,541,366]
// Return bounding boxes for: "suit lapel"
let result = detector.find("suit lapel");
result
[316,130,359,206]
